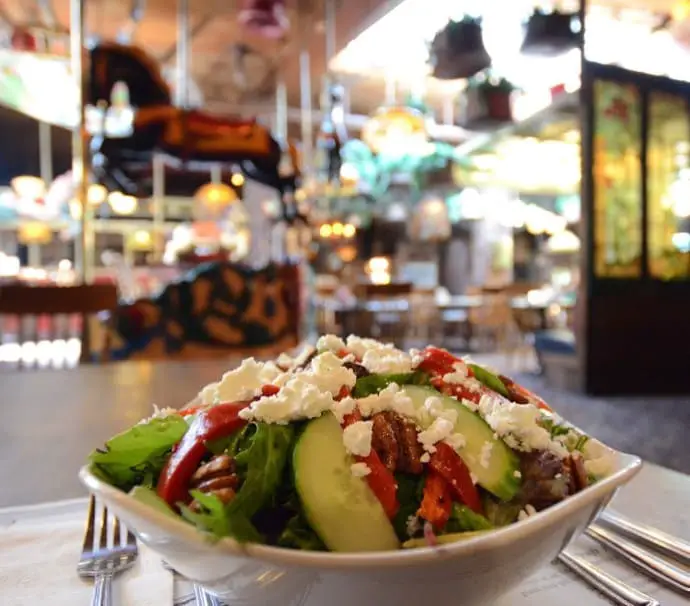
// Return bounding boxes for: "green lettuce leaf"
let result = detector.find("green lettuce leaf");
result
[469,364,510,398]
[392,473,425,541]
[352,370,430,398]
[89,415,188,490]
[481,494,521,526]
[445,504,493,533]
[179,490,262,543]
[276,511,326,550]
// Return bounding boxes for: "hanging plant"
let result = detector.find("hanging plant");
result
[428,16,491,80]
[460,73,517,125]
[520,9,581,56]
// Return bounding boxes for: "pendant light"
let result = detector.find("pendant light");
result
[521,9,581,56]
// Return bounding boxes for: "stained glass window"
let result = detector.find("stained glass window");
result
[592,80,642,277]
[647,92,690,280]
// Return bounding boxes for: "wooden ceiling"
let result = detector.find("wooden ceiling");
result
[0,0,395,116]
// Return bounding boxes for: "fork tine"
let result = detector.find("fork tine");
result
[113,514,122,547]
[99,505,109,549]
[81,495,96,553]
[126,527,137,548]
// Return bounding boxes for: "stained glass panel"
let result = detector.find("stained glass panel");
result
[647,92,690,280]
[592,80,642,277]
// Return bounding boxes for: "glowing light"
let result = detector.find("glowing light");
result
[129,230,153,251]
[340,162,360,184]
[194,183,238,212]
[672,231,690,252]
[362,106,429,156]
[68,198,83,220]
[87,184,108,206]
[11,176,46,200]
[546,230,580,253]
[18,222,52,244]
[332,222,344,237]
[107,191,138,215]
[231,173,245,187]
[319,224,333,238]
[343,223,356,238]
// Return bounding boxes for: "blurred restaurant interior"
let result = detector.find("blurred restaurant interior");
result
[0,0,688,403]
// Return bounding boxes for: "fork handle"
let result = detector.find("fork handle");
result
[92,573,113,606]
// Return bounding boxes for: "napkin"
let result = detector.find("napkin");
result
[0,498,173,606]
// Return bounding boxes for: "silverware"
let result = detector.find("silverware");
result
[78,495,139,606]
[587,523,690,594]
[162,560,221,606]
[558,550,659,606]
[598,510,690,567]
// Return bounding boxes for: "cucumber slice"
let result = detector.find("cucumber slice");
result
[293,414,400,552]
[469,364,510,398]
[401,386,521,500]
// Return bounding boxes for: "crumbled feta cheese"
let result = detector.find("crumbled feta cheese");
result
[361,346,413,375]
[316,334,346,353]
[470,472,478,484]
[420,452,431,463]
[406,515,421,537]
[276,352,294,369]
[239,377,336,424]
[345,335,384,358]
[424,396,444,418]
[198,382,219,406]
[332,396,356,423]
[342,420,373,456]
[308,351,357,395]
[478,397,569,458]
[443,361,469,384]
[215,358,284,403]
[480,441,494,469]
[410,348,423,367]
[513,470,522,479]
[461,398,479,412]
[445,432,466,451]
[354,383,413,418]
[139,404,178,424]
[417,417,455,453]
[518,504,537,521]
[582,440,616,478]
[350,462,371,477]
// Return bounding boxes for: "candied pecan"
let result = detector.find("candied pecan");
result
[190,454,236,487]
[570,453,588,492]
[499,375,529,404]
[518,451,573,511]
[189,454,240,511]
[371,412,399,472]
[370,412,425,474]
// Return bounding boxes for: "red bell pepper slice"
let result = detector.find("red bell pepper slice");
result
[417,471,452,529]
[417,346,460,377]
[157,401,249,507]
[342,410,399,520]
[177,404,204,417]
[429,442,482,513]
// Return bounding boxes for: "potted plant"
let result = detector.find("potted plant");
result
[460,74,516,125]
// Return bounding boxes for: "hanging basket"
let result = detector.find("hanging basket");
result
[428,18,491,80]
[520,10,581,56]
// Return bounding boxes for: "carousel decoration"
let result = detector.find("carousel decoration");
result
[315,82,348,185]
[520,9,581,56]
[87,42,300,219]
[428,16,491,80]
[238,0,290,39]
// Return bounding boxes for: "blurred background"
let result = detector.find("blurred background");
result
[0,0,688,406]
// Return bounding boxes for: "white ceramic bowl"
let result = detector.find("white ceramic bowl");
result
[80,452,641,605]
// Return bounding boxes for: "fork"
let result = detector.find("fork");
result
[162,560,221,606]
[78,495,139,605]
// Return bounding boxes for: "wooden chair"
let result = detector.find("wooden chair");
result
[356,282,412,347]
[0,283,119,369]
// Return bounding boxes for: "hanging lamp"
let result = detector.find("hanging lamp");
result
[428,17,491,80]
[520,9,581,56]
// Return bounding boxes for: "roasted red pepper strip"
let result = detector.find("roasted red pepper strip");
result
[429,442,482,513]
[342,410,400,520]
[418,471,452,529]
[157,401,248,507]
[177,404,204,417]
[500,376,553,412]
[417,346,460,376]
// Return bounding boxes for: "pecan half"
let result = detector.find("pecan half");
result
[190,454,240,511]
[371,412,425,475]
[344,361,370,379]
[371,412,399,472]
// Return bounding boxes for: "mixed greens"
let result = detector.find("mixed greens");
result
[88,337,615,552]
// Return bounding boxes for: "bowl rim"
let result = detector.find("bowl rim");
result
[79,451,642,570]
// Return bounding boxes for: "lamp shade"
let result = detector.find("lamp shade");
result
[107,191,138,215]
[194,182,238,217]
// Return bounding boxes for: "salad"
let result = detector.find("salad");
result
[88,335,616,552]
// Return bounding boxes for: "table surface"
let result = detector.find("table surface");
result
[0,358,245,508]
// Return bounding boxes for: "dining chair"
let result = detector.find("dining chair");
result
[0,283,119,369]
[357,282,413,347]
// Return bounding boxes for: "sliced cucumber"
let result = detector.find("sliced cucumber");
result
[401,386,521,500]
[402,530,489,549]
[469,363,510,398]
[293,414,400,552]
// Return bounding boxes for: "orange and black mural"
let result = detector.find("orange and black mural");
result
[107,262,301,360]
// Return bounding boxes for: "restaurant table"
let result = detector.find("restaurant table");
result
[0,359,688,605]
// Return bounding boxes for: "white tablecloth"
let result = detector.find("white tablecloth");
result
[1,464,687,606]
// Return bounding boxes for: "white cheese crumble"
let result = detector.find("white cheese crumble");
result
[215,358,284,403]
[518,504,538,521]
[316,334,346,353]
[513,470,522,479]
[139,404,178,424]
[445,432,467,451]
[479,441,494,469]
[442,361,470,384]
[478,396,569,458]
[361,346,413,374]
[342,420,373,456]
[420,452,431,463]
[351,383,416,419]
[350,462,372,477]
[406,515,421,537]
[198,382,219,406]
[417,417,455,453]
[345,335,384,358]
[582,440,616,478]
